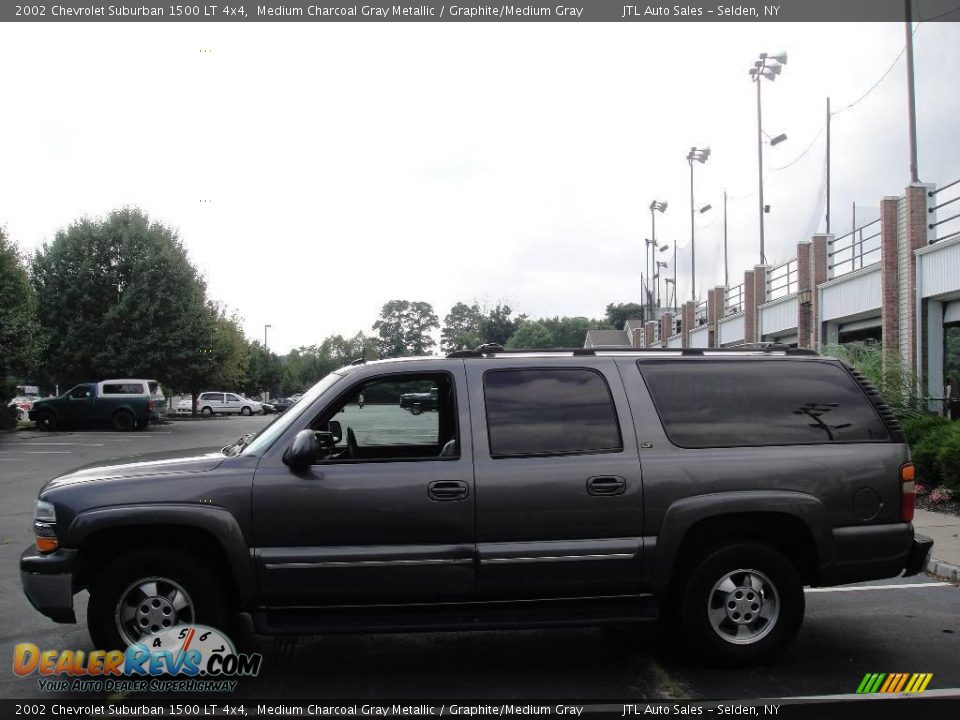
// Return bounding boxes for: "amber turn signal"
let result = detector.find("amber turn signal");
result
[35,537,59,553]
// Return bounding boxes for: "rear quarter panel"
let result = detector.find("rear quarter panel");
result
[614,356,910,576]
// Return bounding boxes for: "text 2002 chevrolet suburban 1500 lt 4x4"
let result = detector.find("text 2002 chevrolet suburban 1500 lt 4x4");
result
[21,345,933,663]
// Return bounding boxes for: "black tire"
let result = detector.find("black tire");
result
[240,406,252,416]
[679,543,803,665]
[112,411,135,432]
[36,411,58,432]
[87,547,225,650]
[201,406,213,416]
[410,405,423,416]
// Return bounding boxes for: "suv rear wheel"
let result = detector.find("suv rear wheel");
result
[679,543,803,665]
[87,547,225,649]
[201,406,213,416]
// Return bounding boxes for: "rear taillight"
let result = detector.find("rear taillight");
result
[147,399,154,411]
[900,462,915,522]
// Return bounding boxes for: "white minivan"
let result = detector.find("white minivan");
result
[178,392,263,416]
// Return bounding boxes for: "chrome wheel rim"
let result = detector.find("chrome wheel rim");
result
[707,568,779,645]
[115,576,195,646]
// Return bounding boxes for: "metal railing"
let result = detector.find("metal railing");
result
[724,284,744,316]
[766,259,797,300]
[672,316,682,337]
[653,320,662,344]
[828,218,881,279]
[694,300,708,327]
[929,178,960,245]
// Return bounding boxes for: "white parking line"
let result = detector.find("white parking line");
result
[22,451,73,454]
[768,687,960,701]
[806,582,951,593]
[4,442,103,447]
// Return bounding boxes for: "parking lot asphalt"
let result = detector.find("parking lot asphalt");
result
[1,416,958,705]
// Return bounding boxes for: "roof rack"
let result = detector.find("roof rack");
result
[446,343,819,358]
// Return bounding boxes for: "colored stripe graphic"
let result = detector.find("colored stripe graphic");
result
[857,673,933,693]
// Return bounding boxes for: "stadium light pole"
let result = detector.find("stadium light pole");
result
[686,146,711,301]
[749,50,787,265]
[648,201,668,319]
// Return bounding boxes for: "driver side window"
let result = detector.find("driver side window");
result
[314,373,459,463]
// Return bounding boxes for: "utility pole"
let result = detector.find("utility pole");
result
[826,97,831,233]
[690,160,696,301]
[905,0,919,183]
[723,190,729,289]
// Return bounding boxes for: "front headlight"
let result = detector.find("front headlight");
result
[34,499,58,553]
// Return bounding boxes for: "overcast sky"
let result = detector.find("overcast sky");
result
[1,20,959,353]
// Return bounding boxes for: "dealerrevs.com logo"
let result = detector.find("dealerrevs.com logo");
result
[13,625,262,693]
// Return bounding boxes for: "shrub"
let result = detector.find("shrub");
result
[0,404,17,431]
[902,414,951,447]
[935,430,960,493]
[911,422,958,486]
[821,342,926,419]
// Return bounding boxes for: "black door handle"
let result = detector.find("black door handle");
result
[586,476,626,496]
[428,480,470,501]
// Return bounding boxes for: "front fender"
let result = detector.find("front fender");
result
[69,504,255,602]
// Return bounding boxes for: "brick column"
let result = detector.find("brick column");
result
[681,301,695,348]
[811,234,830,347]
[631,328,644,349]
[743,270,756,343]
[901,184,934,368]
[644,321,657,348]
[796,240,813,348]
[880,196,900,358]
[751,265,770,342]
[660,312,673,344]
[706,288,719,348]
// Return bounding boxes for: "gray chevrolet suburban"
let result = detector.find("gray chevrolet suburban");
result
[21,345,933,663]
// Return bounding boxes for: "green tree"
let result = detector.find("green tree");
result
[506,320,555,349]
[540,316,611,347]
[372,300,439,358]
[243,341,283,397]
[441,302,483,353]
[605,302,645,329]
[31,208,221,400]
[0,227,39,426]
[478,303,523,346]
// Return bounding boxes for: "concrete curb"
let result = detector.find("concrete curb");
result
[926,558,960,582]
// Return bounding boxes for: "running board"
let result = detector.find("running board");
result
[253,595,659,634]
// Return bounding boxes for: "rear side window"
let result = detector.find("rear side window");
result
[102,383,144,395]
[483,368,622,458]
[639,360,890,448]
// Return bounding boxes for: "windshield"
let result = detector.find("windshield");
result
[241,372,344,456]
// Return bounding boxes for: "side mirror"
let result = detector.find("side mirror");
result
[282,429,318,469]
[328,420,343,444]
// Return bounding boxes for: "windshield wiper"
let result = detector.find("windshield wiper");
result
[222,433,254,456]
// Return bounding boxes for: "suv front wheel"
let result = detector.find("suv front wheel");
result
[87,547,225,649]
[679,543,804,665]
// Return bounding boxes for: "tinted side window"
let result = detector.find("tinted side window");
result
[102,383,144,394]
[639,360,890,448]
[484,368,622,458]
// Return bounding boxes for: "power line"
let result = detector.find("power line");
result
[769,124,826,172]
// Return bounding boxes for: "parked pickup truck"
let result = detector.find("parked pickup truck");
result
[29,379,165,432]
[399,387,438,415]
